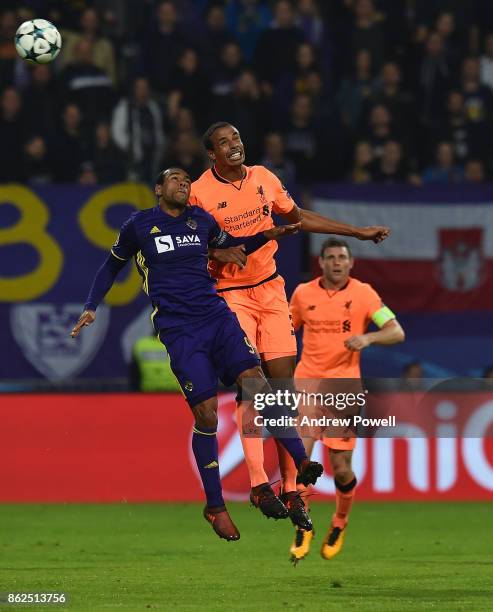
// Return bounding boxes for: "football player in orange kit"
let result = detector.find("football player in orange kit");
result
[190,122,390,530]
[288,238,405,562]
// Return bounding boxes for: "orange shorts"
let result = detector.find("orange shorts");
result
[321,437,356,451]
[220,275,297,361]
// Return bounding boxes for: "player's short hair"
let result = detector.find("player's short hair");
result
[320,238,352,258]
[155,167,184,185]
[202,121,234,151]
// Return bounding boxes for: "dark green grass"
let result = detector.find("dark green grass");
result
[0,502,492,611]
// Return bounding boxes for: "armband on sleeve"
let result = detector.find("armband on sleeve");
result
[371,305,396,328]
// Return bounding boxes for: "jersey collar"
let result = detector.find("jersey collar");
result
[211,165,249,190]
[156,203,193,220]
[318,276,351,295]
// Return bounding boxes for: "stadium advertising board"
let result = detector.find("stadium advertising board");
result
[1,393,492,502]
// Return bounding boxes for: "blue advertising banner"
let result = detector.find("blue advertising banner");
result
[0,183,303,383]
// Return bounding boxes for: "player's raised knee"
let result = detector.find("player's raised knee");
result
[192,398,218,429]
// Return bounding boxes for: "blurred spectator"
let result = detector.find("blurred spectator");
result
[162,130,206,181]
[338,48,377,132]
[261,131,296,185]
[460,56,493,125]
[282,92,320,182]
[219,69,267,161]
[143,0,187,93]
[417,31,453,126]
[401,360,424,390]
[92,122,126,183]
[0,11,17,86]
[369,140,408,183]
[0,87,26,182]
[350,0,386,74]
[210,42,245,115]
[112,77,166,182]
[225,0,272,63]
[255,0,305,88]
[422,141,463,184]
[22,65,59,137]
[172,107,198,135]
[60,37,115,126]
[434,11,462,66]
[199,4,235,72]
[23,136,52,184]
[349,140,373,183]
[433,90,479,165]
[482,365,493,379]
[297,0,327,48]
[367,61,415,135]
[62,7,117,84]
[78,161,98,185]
[167,48,211,129]
[479,33,493,92]
[464,159,485,183]
[50,103,91,182]
[361,104,397,159]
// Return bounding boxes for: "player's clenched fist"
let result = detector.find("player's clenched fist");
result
[344,335,371,352]
[264,222,301,240]
[355,226,390,243]
[70,310,96,337]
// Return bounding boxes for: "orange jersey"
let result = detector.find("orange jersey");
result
[290,276,383,378]
[190,165,295,290]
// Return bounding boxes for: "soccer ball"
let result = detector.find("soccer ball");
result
[15,19,62,64]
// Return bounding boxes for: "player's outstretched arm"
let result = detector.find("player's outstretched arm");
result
[282,206,390,243]
[70,253,127,338]
[208,223,301,256]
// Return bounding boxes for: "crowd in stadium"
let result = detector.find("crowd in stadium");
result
[2,0,493,186]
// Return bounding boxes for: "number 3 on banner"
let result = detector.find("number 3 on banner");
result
[0,186,63,301]
[78,183,154,305]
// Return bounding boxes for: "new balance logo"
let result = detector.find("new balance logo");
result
[150,226,161,234]
[308,305,316,310]
[343,320,351,332]
[204,461,219,469]
[217,201,227,209]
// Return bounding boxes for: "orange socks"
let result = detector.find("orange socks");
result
[236,403,268,487]
[332,476,357,529]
